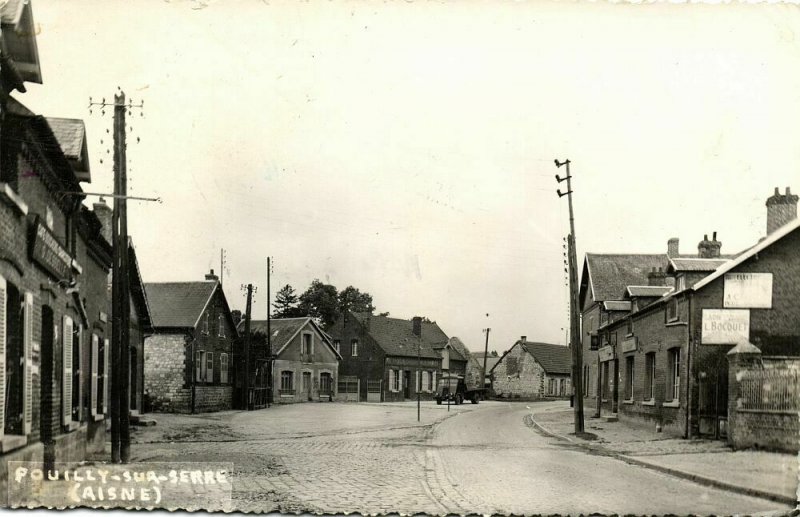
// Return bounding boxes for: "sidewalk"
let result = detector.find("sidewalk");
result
[529,405,799,506]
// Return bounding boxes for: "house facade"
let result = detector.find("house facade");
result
[329,312,445,402]
[143,271,238,413]
[239,317,341,404]
[580,188,800,443]
[0,0,115,498]
[491,338,571,399]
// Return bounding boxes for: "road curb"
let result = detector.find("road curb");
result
[526,413,797,507]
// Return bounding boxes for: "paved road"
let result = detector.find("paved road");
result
[132,401,791,515]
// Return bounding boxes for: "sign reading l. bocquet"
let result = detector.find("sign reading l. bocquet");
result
[723,272,773,309]
[701,309,750,345]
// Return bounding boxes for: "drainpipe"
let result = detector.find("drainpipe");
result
[685,293,693,439]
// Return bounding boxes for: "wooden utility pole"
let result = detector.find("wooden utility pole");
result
[556,158,585,434]
[242,284,253,410]
[482,326,491,385]
[266,258,272,407]
[88,91,144,463]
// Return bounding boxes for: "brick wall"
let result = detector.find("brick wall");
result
[328,314,387,401]
[194,386,233,412]
[383,356,441,402]
[144,334,192,412]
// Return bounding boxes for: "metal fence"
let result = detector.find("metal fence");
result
[738,368,800,412]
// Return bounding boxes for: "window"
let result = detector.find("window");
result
[676,275,686,291]
[0,279,34,438]
[280,370,294,392]
[389,369,400,392]
[666,298,678,322]
[202,313,209,335]
[667,349,680,401]
[195,350,203,381]
[422,371,430,392]
[590,335,599,350]
[206,352,214,383]
[218,315,225,337]
[624,356,634,401]
[644,352,655,401]
[302,333,313,356]
[320,372,332,394]
[548,378,555,395]
[333,340,340,354]
[220,353,228,384]
[351,339,358,357]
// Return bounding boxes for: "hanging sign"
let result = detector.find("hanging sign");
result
[598,345,615,362]
[701,309,750,345]
[28,217,72,281]
[723,273,772,309]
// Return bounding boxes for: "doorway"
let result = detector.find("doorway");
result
[403,370,411,399]
[302,371,312,401]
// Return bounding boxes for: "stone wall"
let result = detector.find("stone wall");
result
[144,334,191,412]
[194,386,233,412]
[492,344,545,399]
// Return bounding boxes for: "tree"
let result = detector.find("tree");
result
[272,284,305,318]
[298,280,340,329]
[338,286,375,315]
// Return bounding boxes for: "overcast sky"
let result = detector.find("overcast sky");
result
[22,0,800,352]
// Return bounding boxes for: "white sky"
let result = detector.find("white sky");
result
[21,0,800,352]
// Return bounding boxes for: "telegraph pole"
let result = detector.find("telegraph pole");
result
[88,91,145,463]
[482,322,491,386]
[556,158,585,434]
[267,258,273,407]
[242,284,253,410]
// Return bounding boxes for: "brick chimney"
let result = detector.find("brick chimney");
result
[92,197,112,244]
[520,335,527,343]
[667,238,679,258]
[647,267,666,286]
[412,316,422,337]
[766,186,798,234]
[205,269,219,281]
[697,232,721,258]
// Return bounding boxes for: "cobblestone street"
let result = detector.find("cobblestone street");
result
[130,401,793,515]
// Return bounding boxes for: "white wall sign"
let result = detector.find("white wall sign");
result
[598,345,614,362]
[621,337,637,354]
[724,273,772,309]
[701,309,750,345]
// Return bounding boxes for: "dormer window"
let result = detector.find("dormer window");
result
[676,275,686,291]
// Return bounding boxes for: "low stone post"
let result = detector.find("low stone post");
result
[726,341,762,449]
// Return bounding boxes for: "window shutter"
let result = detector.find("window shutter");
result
[416,371,420,392]
[91,335,98,416]
[207,352,214,384]
[76,326,83,422]
[103,338,109,416]
[0,276,7,440]
[432,371,437,392]
[397,370,402,391]
[23,292,33,434]
[388,369,395,392]
[63,316,73,426]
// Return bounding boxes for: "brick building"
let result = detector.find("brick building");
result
[143,271,238,413]
[580,188,799,440]
[491,338,571,399]
[0,0,116,498]
[237,317,341,404]
[328,312,446,402]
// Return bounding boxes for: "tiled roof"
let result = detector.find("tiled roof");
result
[245,317,307,347]
[668,257,729,272]
[351,312,448,359]
[693,218,800,292]
[0,0,24,25]
[626,285,673,298]
[474,353,501,374]
[144,281,217,329]
[520,342,571,375]
[444,337,469,362]
[603,300,632,311]
[46,118,87,162]
[585,253,669,302]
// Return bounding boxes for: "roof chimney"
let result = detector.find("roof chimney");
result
[647,266,666,286]
[766,186,798,234]
[697,232,721,258]
[667,238,679,258]
[92,197,113,245]
[412,316,422,337]
[520,335,527,343]
[205,269,219,281]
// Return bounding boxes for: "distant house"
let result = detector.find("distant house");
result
[143,270,238,413]
[237,317,341,404]
[329,312,447,402]
[443,337,484,388]
[491,337,571,399]
[474,351,502,386]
